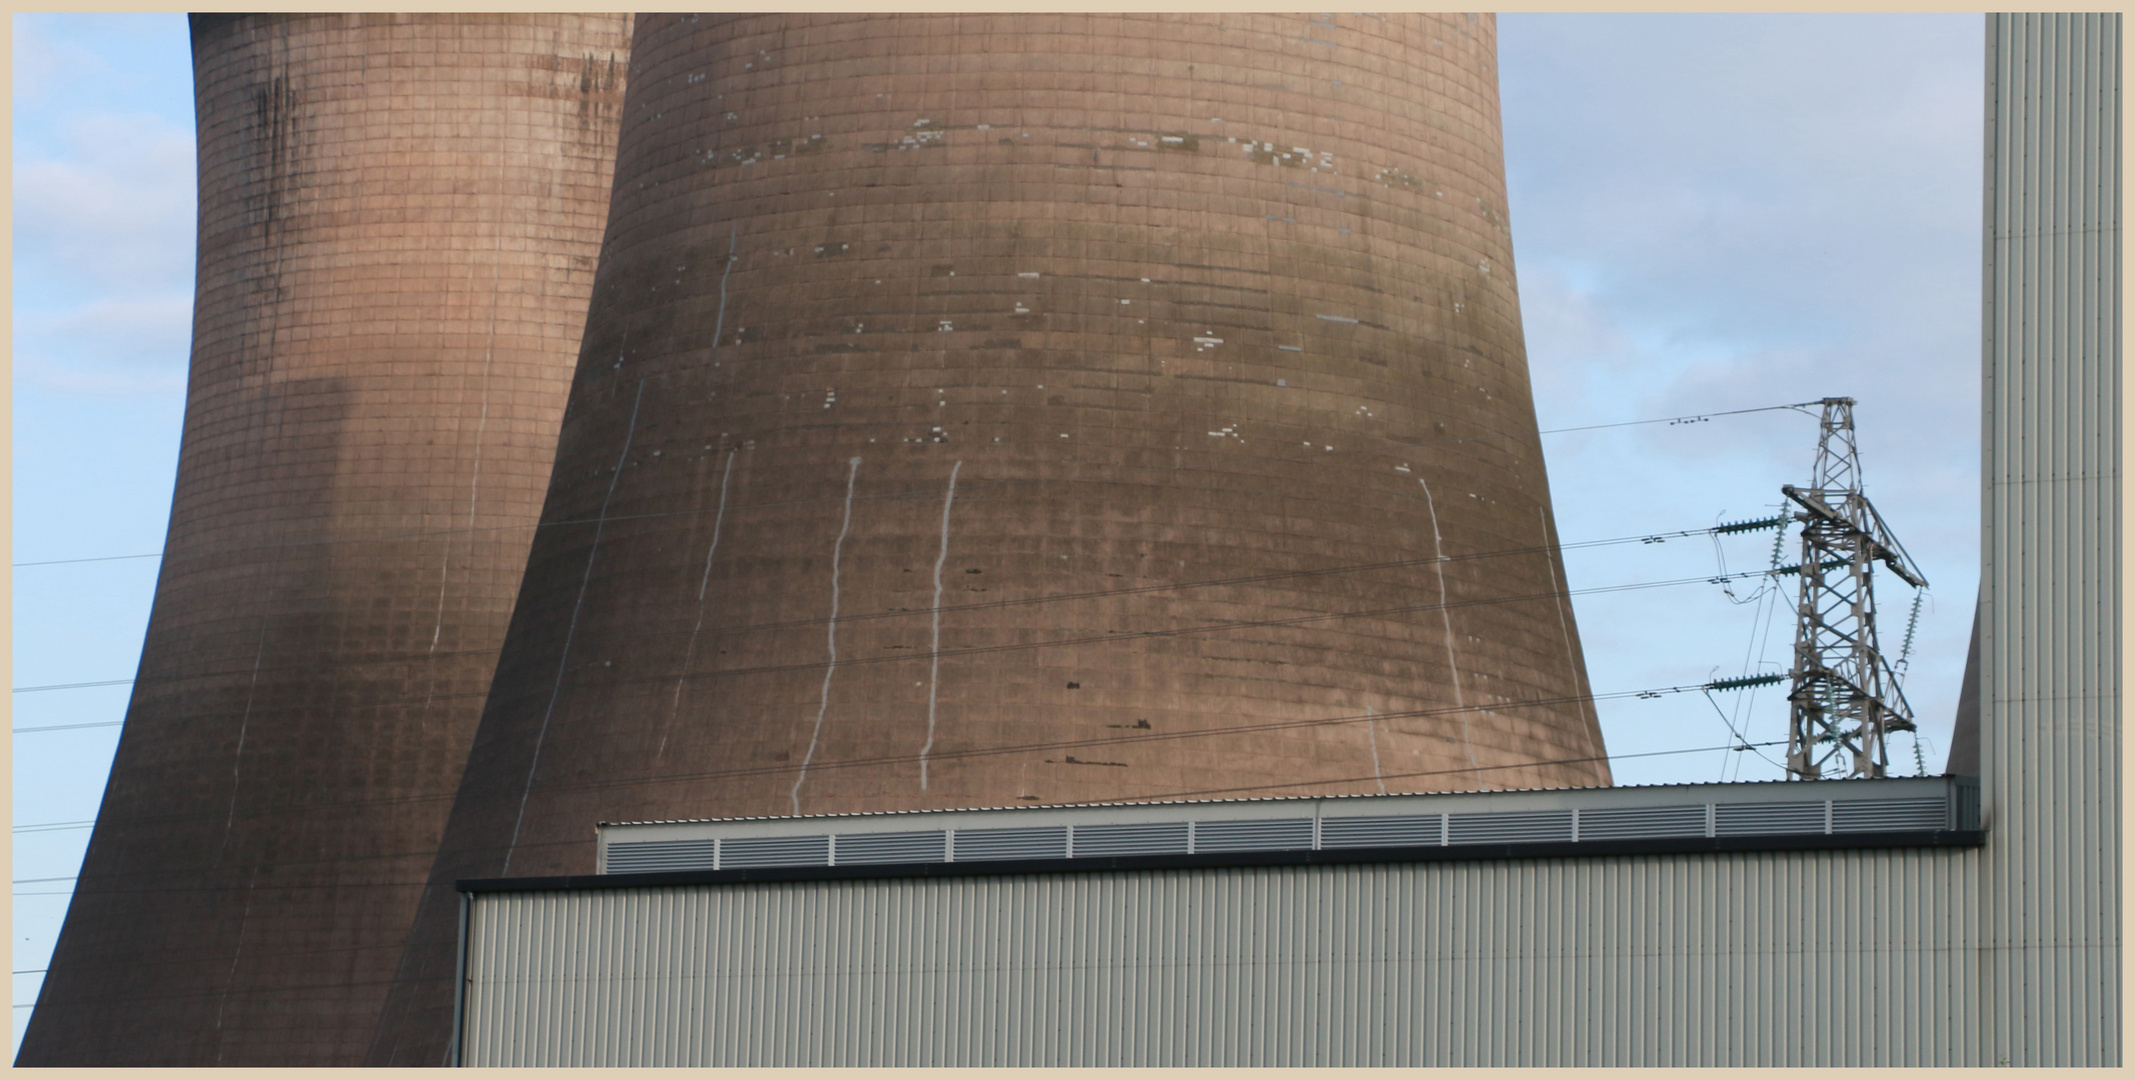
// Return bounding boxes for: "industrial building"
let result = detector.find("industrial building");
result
[21,11,2117,1070]
[459,775,1982,1066]
[432,12,2120,1067]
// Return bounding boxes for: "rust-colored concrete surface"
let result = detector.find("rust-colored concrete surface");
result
[17,13,630,1067]
[371,13,1607,1063]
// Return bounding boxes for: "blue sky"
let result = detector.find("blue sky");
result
[1498,13,1981,789]
[10,13,1985,1055]
[13,12,197,1054]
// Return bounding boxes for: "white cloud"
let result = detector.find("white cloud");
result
[12,352,187,397]
[1503,14,1982,350]
[1517,263,1645,381]
[13,111,196,295]
[14,105,196,397]
[12,294,192,397]
[17,294,192,365]
[10,15,105,102]
[1499,14,1982,782]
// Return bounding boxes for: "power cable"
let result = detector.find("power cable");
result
[4,728,1795,994]
[12,525,1819,704]
[6,728,1787,905]
[12,553,161,568]
[1699,690,1784,772]
[13,560,1802,747]
[1702,503,1795,781]
[12,680,136,695]
[10,400,1821,570]
[580,565,1799,699]
[13,644,501,696]
[11,837,589,899]
[553,673,1784,799]
[1052,738,1790,805]
[11,521,1796,702]
[1732,525,1798,782]
[13,973,439,1013]
[9,669,1786,856]
[8,931,458,979]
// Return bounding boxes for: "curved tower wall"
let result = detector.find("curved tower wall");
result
[18,13,631,1066]
[371,12,1605,1061]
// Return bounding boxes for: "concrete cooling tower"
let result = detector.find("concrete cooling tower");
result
[17,13,631,1067]
[369,12,1608,1062]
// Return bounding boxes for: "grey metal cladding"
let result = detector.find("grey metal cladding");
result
[1575,805,1708,840]
[834,831,948,865]
[603,840,718,874]
[1981,13,2120,1067]
[1448,809,1574,845]
[1714,801,1825,836]
[1831,798,1948,833]
[461,848,1988,1067]
[1072,822,1190,857]
[1319,814,1441,848]
[951,826,1068,862]
[719,835,829,869]
[1192,818,1315,852]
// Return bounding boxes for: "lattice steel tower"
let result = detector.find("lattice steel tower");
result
[1781,398,1928,779]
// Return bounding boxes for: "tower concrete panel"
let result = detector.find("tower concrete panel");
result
[18,13,631,1066]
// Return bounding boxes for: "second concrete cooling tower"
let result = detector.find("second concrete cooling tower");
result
[373,13,1605,1059]
[21,13,630,1067]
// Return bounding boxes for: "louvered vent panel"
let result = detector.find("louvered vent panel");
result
[834,831,949,865]
[1192,818,1315,853]
[1714,801,1825,836]
[604,840,720,875]
[1319,814,1442,849]
[1449,810,1574,845]
[1072,822,1190,857]
[951,826,1069,862]
[1576,805,1708,841]
[719,835,831,869]
[1831,797,1948,833]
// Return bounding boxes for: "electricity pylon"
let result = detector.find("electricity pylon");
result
[1782,398,1928,779]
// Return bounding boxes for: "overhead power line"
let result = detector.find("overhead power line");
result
[3,731,1789,907]
[10,400,1820,570]
[12,732,1789,908]
[1066,738,1791,805]
[11,552,162,568]
[9,513,1796,701]
[13,668,1788,850]
[554,671,1790,799]
[11,561,1798,732]
[12,680,135,695]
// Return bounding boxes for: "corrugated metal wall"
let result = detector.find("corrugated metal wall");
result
[458,14,2119,1067]
[463,850,1983,1067]
[1980,12,2120,1068]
